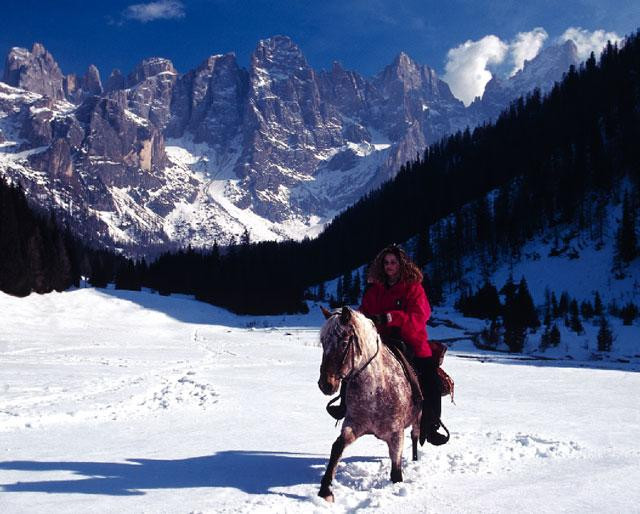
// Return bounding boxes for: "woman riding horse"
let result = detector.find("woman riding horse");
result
[331,244,449,446]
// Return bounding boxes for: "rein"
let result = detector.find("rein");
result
[336,325,380,383]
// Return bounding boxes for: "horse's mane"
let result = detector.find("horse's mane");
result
[320,309,379,352]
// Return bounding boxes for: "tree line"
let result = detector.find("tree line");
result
[2,30,640,319]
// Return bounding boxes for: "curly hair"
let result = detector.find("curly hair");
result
[367,245,423,284]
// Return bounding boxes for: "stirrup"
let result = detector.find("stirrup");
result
[427,420,450,446]
[420,419,450,446]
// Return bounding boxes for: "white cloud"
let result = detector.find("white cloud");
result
[123,0,186,23]
[559,27,622,61]
[509,27,548,77]
[443,35,508,106]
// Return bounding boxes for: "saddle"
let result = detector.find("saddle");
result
[385,341,423,410]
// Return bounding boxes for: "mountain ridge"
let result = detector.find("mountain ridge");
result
[0,36,580,253]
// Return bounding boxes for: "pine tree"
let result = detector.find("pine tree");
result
[342,271,352,304]
[580,300,594,320]
[569,299,584,334]
[551,292,559,318]
[350,270,361,304]
[594,292,604,316]
[549,323,561,347]
[241,228,251,246]
[317,281,326,301]
[336,277,343,305]
[558,292,570,317]
[415,229,432,267]
[615,191,637,263]
[597,316,614,352]
[543,288,552,325]
[620,302,638,325]
[515,277,539,328]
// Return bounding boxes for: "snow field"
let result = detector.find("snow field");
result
[1,288,639,513]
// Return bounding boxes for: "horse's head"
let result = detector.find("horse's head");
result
[318,306,365,395]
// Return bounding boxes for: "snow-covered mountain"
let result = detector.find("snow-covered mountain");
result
[469,40,579,122]
[0,38,578,252]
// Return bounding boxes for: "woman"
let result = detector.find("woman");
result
[360,244,448,446]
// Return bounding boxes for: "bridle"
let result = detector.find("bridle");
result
[331,317,380,382]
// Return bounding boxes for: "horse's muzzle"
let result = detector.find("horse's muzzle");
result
[318,374,340,396]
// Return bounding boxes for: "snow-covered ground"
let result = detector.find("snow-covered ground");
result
[1,288,639,513]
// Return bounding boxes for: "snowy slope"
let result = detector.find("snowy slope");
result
[1,288,639,513]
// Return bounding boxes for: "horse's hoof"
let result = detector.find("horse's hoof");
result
[318,487,334,502]
[391,469,403,483]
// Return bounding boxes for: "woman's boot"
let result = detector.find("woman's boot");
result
[414,356,449,446]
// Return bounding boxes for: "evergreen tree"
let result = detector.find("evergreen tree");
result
[350,270,361,304]
[615,191,637,263]
[597,316,614,352]
[342,271,352,304]
[514,277,540,328]
[569,299,584,334]
[594,292,604,316]
[336,277,343,305]
[549,323,561,347]
[317,281,326,301]
[620,302,638,325]
[551,292,560,319]
[415,229,432,267]
[558,292,570,317]
[580,300,594,320]
[480,318,502,348]
[543,288,552,325]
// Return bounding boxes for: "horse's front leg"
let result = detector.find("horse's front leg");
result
[318,426,357,502]
[387,430,405,483]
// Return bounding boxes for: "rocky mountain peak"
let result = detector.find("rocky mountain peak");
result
[84,64,103,95]
[252,35,309,76]
[64,64,103,103]
[2,43,65,100]
[470,40,580,122]
[127,57,177,87]
[105,69,125,92]
[375,51,437,96]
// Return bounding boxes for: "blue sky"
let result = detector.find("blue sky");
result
[1,0,638,102]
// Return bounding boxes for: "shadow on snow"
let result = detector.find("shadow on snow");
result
[0,451,379,498]
[88,287,326,329]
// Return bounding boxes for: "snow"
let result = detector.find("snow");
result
[163,135,328,243]
[1,287,639,512]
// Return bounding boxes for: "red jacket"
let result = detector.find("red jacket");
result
[360,280,432,358]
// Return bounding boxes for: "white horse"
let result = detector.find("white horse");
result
[317,306,422,502]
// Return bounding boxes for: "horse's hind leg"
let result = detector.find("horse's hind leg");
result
[411,423,420,461]
[318,426,356,502]
[387,431,404,483]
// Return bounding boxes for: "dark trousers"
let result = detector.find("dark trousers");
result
[412,356,442,424]
[384,336,442,424]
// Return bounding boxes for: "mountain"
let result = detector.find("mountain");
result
[469,40,580,122]
[0,38,579,253]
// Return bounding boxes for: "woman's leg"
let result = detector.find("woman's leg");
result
[413,356,447,446]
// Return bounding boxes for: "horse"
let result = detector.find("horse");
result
[317,306,422,502]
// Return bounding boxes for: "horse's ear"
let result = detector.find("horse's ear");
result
[340,306,352,325]
[320,306,332,319]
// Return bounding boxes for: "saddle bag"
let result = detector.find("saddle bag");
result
[430,340,455,403]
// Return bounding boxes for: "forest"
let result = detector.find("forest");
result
[1,31,639,324]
